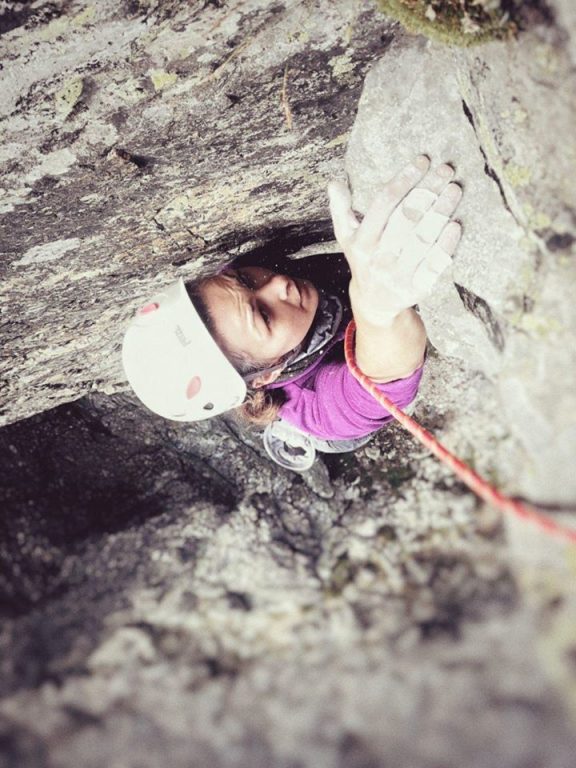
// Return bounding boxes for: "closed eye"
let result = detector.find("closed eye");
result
[229,269,272,331]
[234,270,254,289]
[258,303,271,328]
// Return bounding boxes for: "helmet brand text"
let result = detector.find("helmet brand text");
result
[175,325,191,346]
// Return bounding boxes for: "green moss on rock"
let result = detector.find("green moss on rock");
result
[376,0,519,46]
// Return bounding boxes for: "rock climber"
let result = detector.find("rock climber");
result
[122,155,463,471]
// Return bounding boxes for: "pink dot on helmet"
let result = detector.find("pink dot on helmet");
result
[186,376,202,399]
[138,302,159,315]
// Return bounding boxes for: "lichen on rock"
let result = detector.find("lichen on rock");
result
[376,0,520,45]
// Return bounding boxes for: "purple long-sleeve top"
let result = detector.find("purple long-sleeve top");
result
[267,333,424,441]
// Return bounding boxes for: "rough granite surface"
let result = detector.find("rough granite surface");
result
[1,0,387,426]
[1,1,576,768]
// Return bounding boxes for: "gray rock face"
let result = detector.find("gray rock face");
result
[1,2,576,768]
[0,0,386,426]
[1,387,576,768]
[344,4,576,505]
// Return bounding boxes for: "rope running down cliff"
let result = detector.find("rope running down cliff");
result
[344,321,576,545]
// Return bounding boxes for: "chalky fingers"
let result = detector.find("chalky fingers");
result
[328,179,360,246]
[413,220,462,294]
[383,186,438,246]
[356,155,430,249]
[396,181,462,279]
[414,182,462,244]
[416,162,455,196]
[388,164,456,240]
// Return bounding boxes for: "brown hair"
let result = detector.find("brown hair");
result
[186,276,286,425]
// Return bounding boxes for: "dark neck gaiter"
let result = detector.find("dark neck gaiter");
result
[273,288,351,384]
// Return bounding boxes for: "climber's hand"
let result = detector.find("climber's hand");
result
[328,156,462,326]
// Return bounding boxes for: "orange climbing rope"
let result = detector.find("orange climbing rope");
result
[344,320,576,545]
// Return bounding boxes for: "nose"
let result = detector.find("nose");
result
[257,274,292,302]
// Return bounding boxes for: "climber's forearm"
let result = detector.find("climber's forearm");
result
[328,157,462,385]
[350,286,427,383]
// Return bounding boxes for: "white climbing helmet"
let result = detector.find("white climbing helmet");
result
[122,278,247,421]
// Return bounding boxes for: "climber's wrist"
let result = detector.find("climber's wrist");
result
[348,279,402,329]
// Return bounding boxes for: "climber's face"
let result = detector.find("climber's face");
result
[198,266,319,381]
